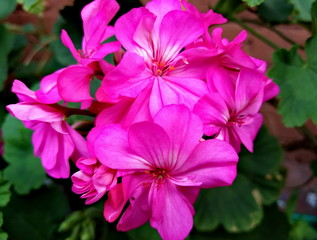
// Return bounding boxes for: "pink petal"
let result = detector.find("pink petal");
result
[90,41,121,59]
[11,80,37,102]
[36,69,63,104]
[103,52,151,99]
[104,183,126,222]
[164,76,208,109]
[235,68,264,114]
[57,65,94,103]
[81,0,119,52]
[234,113,263,152]
[94,124,150,170]
[159,11,203,62]
[174,139,238,188]
[6,103,64,123]
[206,66,235,108]
[193,93,229,136]
[154,105,203,169]
[117,174,152,231]
[128,121,171,169]
[115,7,153,52]
[66,124,89,160]
[149,77,179,117]
[150,180,194,240]
[61,30,81,62]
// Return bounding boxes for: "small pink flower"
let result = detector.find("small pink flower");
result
[194,68,264,152]
[6,80,88,178]
[91,105,238,240]
[57,0,121,108]
[72,157,117,204]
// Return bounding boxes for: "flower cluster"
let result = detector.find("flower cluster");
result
[6,0,279,239]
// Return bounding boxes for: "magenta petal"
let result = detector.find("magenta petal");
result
[154,105,203,168]
[66,124,89,160]
[235,113,263,152]
[193,93,229,136]
[164,76,208,109]
[58,65,94,103]
[117,174,152,231]
[94,124,150,170]
[11,80,37,102]
[33,123,74,178]
[115,7,153,52]
[36,69,63,104]
[61,30,81,62]
[90,41,121,59]
[150,180,194,240]
[175,139,238,188]
[146,0,181,24]
[7,103,64,123]
[235,68,264,114]
[104,183,126,222]
[206,66,235,108]
[103,52,151,99]
[159,11,203,61]
[128,121,171,169]
[149,77,179,116]
[263,78,279,102]
[81,0,119,51]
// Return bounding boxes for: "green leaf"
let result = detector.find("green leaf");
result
[1,186,69,240]
[257,0,293,22]
[0,213,8,240]
[2,114,46,195]
[239,127,284,205]
[0,174,11,207]
[192,204,290,240]
[195,175,263,233]
[0,0,17,20]
[0,25,14,91]
[310,160,317,176]
[128,223,161,240]
[268,36,317,127]
[194,128,284,233]
[17,0,44,15]
[290,0,315,22]
[290,220,317,240]
[242,0,264,7]
[311,0,317,34]
[50,17,82,67]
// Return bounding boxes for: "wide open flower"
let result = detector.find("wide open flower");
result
[6,80,88,178]
[102,1,208,119]
[91,105,238,240]
[194,68,264,152]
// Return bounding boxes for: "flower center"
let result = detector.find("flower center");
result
[227,115,245,127]
[145,168,170,180]
[151,60,175,76]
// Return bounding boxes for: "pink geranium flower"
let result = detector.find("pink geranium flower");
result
[91,105,238,240]
[102,0,209,119]
[71,157,117,204]
[6,80,88,178]
[57,0,121,108]
[194,68,264,152]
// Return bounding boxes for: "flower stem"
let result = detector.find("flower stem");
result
[231,16,280,50]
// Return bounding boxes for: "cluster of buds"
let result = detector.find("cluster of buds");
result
[6,0,279,239]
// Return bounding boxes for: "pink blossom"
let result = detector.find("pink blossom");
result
[91,105,238,240]
[56,0,121,108]
[102,1,209,120]
[194,68,264,152]
[6,80,88,178]
[72,157,117,204]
